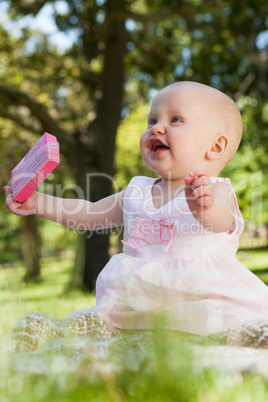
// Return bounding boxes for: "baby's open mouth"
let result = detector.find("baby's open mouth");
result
[148,138,170,152]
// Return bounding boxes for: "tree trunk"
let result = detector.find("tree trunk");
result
[21,215,41,282]
[69,166,117,291]
[78,0,127,291]
[83,232,110,291]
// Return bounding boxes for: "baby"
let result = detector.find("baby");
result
[5,81,268,343]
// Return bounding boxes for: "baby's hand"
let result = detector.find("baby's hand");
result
[184,169,214,216]
[4,186,37,217]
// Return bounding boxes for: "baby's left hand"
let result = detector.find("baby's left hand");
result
[185,169,214,215]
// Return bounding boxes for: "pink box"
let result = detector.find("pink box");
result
[11,132,60,203]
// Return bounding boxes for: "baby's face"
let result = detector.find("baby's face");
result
[140,82,218,181]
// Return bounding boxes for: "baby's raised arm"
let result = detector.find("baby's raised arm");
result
[4,187,125,230]
[184,169,234,233]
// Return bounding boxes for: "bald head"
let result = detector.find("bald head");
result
[167,81,243,163]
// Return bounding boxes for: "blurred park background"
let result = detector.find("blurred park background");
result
[0,1,268,400]
[0,0,267,304]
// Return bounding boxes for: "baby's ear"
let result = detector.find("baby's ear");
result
[206,134,228,160]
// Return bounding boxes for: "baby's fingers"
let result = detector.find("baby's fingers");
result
[184,175,195,185]
[189,169,209,178]
[191,185,214,200]
[195,194,214,209]
[4,186,12,194]
[4,186,23,215]
[4,186,14,207]
[6,197,22,215]
[190,175,212,190]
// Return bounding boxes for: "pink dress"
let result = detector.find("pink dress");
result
[69,176,268,335]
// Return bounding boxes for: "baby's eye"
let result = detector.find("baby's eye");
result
[171,117,181,123]
[148,119,157,126]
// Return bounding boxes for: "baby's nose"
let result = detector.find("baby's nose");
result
[151,122,166,135]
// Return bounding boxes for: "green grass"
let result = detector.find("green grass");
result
[237,249,268,271]
[0,257,95,336]
[0,250,268,401]
[237,249,268,284]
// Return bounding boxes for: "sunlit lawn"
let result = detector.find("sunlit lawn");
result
[0,256,95,337]
[237,249,268,283]
[0,249,268,401]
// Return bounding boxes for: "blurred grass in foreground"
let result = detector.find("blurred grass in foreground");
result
[0,249,267,401]
[2,330,268,402]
